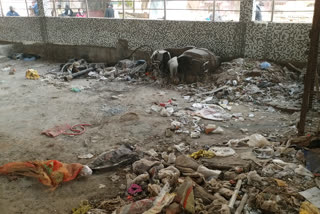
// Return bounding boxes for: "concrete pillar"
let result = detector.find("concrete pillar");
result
[240,0,254,23]
[237,0,255,57]
[37,0,45,17]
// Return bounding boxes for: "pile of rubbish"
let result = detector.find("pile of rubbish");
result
[173,58,304,113]
[44,58,149,83]
[68,135,319,214]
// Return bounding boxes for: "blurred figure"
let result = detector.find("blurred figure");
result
[105,3,114,18]
[76,9,86,17]
[56,5,63,16]
[64,5,73,16]
[51,4,63,16]
[32,0,39,16]
[6,6,19,16]
[255,1,263,21]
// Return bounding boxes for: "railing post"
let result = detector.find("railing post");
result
[85,0,89,17]
[25,0,30,16]
[53,0,56,17]
[271,0,275,22]
[212,0,216,21]
[122,0,125,19]
[164,0,166,20]
[0,0,4,17]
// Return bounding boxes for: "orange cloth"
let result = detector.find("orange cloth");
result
[0,160,83,190]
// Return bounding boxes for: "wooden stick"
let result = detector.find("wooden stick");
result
[235,193,248,214]
[228,179,242,209]
[196,85,228,96]
[287,63,303,74]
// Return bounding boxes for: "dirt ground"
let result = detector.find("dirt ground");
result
[0,59,299,214]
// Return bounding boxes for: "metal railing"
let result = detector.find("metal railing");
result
[255,0,315,23]
[0,0,241,21]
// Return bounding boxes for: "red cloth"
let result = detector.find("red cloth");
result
[0,160,83,190]
[76,13,86,17]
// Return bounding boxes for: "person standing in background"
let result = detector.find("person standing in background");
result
[105,3,114,18]
[76,9,86,17]
[6,6,19,16]
[56,5,63,16]
[64,5,73,16]
[255,1,263,21]
[32,0,39,16]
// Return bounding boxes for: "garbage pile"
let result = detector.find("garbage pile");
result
[174,58,304,112]
[44,58,149,83]
[72,136,320,214]
[149,98,230,139]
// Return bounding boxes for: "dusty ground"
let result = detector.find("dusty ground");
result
[0,59,299,214]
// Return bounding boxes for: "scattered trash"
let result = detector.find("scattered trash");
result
[25,69,40,80]
[175,177,195,213]
[71,87,81,92]
[42,123,91,137]
[112,198,155,214]
[197,165,221,180]
[132,159,162,175]
[247,133,271,148]
[174,143,189,153]
[89,145,138,171]
[295,165,314,177]
[78,154,94,159]
[299,187,320,209]
[209,147,235,157]
[190,131,201,139]
[299,201,320,214]
[211,126,224,134]
[194,105,232,121]
[128,184,143,195]
[158,166,180,185]
[253,146,274,159]
[204,124,217,134]
[274,179,288,187]
[0,160,92,190]
[260,62,271,70]
[190,150,215,159]
[146,149,158,157]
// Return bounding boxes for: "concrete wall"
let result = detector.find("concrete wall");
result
[0,0,312,63]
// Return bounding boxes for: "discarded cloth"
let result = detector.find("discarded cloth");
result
[143,183,175,214]
[190,150,215,159]
[42,123,91,137]
[0,160,91,190]
[25,69,40,80]
[128,184,143,195]
[175,177,195,213]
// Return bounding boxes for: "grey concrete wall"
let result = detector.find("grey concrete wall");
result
[0,5,312,63]
[0,17,43,43]
[245,22,311,62]
[45,18,242,59]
